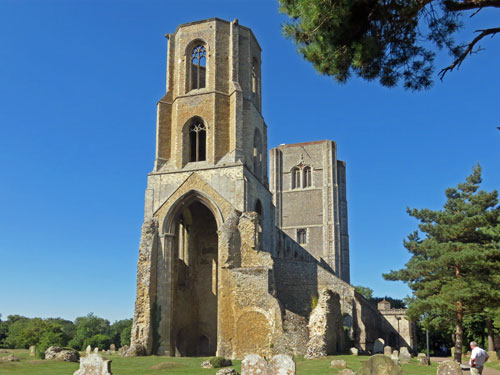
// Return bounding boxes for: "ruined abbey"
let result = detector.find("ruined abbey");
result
[130,18,415,359]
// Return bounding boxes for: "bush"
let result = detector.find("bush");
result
[37,330,64,359]
[209,356,229,368]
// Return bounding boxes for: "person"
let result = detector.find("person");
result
[469,341,489,375]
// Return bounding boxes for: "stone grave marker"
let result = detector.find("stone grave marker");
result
[384,346,392,356]
[350,347,359,356]
[437,360,461,375]
[269,354,295,375]
[73,353,112,375]
[86,345,91,355]
[93,347,98,354]
[242,354,268,375]
[488,351,498,361]
[110,344,116,353]
[399,347,411,364]
[391,350,400,365]
[359,354,402,375]
[29,345,36,357]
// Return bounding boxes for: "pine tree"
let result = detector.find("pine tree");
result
[384,165,500,361]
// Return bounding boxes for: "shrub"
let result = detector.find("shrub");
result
[83,334,112,351]
[209,356,227,368]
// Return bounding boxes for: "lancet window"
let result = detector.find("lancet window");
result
[291,167,300,189]
[190,44,206,90]
[189,121,206,162]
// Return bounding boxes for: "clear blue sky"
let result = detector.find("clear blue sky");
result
[1,0,498,323]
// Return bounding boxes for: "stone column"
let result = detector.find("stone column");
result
[157,233,175,355]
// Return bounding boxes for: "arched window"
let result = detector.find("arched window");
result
[291,167,300,189]
[253,129,262,179]
[303,166,312,188]
[255,200,263,248]
[190,44,206,90]
[189,121,206,162]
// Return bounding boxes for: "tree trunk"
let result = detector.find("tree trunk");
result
[455,301,464,362]
[486,318,495,352]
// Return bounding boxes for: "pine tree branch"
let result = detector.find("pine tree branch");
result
[439,27,500,79]
[445,0,500,11]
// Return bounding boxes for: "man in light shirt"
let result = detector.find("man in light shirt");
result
[469,341,489,375]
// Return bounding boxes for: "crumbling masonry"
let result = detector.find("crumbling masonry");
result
[130,18,415,359]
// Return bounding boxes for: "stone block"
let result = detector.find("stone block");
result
[418,357,430,366]
[29,345,36,356]
[350,347,359,356]
[399,347,411,364]
[269,354,295,375]
[331,359,347,368]
[73,353,112,375]
[86,345,91,355]
[384,346,392,357]
[217,369,239,375]
[437,360,462,375]
[110,344,116,353]
[242,354,268,375]
[373,338,384,354]
[417,353,426,359]
[391,351,400,365]
[488,351,498,361]
[359,354,402,375]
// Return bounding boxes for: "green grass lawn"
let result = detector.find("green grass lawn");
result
[0,350,439,375]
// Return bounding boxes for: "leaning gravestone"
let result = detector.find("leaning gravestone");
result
[110,344,116,353]
[437,360,462,375]
[350,347,359,356]
[373,338,385,354]
[29,345,36,357]
[399,347,411,364]
[384,346,392,357]
[269,354,295,375]
[242,354,268,375]
[74,353,112,375]
[359,354,402,375]
[86,345,92,355]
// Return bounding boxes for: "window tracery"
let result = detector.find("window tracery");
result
[190,44,206,90]
[189,121,206,162]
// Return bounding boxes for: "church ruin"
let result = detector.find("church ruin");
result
[130,18,415,359]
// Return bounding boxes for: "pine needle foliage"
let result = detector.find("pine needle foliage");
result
[383,165,500,361]
[278,0,500,90]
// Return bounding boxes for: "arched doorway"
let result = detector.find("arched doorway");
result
[172,200,218,356]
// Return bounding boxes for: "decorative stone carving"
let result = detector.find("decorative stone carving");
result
[73,353,112,375]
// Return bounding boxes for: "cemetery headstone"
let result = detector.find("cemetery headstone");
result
[350,347,359,356]
[29,345,36,357]
[73,353,112,375]
[437,360,462,375]
[399,347,411,364]
[384,346,392,357]
[358,354,402,375]
[110,344,116,353]
[86,345,91,355]
[269,354,295,375]
[373,338,385,354]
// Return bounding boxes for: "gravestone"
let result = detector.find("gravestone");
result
[110,344,116,353]
[29,345,36,356]
[417,353,426,359]
[418,357,429,365]
[488,351,498,361]
[350,347,359,356]
[269,354,295,375]
[73,353,112,375]
[391,350,400,365]
[399,347,411,364]
[86,345,91,355]
[373,338,385,354]
[331,359,347,368]
[384,346,392,357]
[242,354,268,375]
[93,347,98,354]
[437,360,462,375]
[359,354,402,375]
[339,369,356,375]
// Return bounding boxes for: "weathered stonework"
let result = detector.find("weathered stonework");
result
[130,17,415,359]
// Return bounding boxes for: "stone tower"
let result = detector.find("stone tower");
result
[129,17,415,360]
[269,141,350,282]
[130,18,276,358]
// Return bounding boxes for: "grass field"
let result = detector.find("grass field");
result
[0,349,439,375]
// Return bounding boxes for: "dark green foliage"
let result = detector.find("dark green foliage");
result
[36,329,65,359]
[209,356,227,368]
[83,334,112,351]
[279,0,499,90]
[110,319,133,348]
[384,165,500,360]
[354,285,406,308]
[68,313,110,350]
